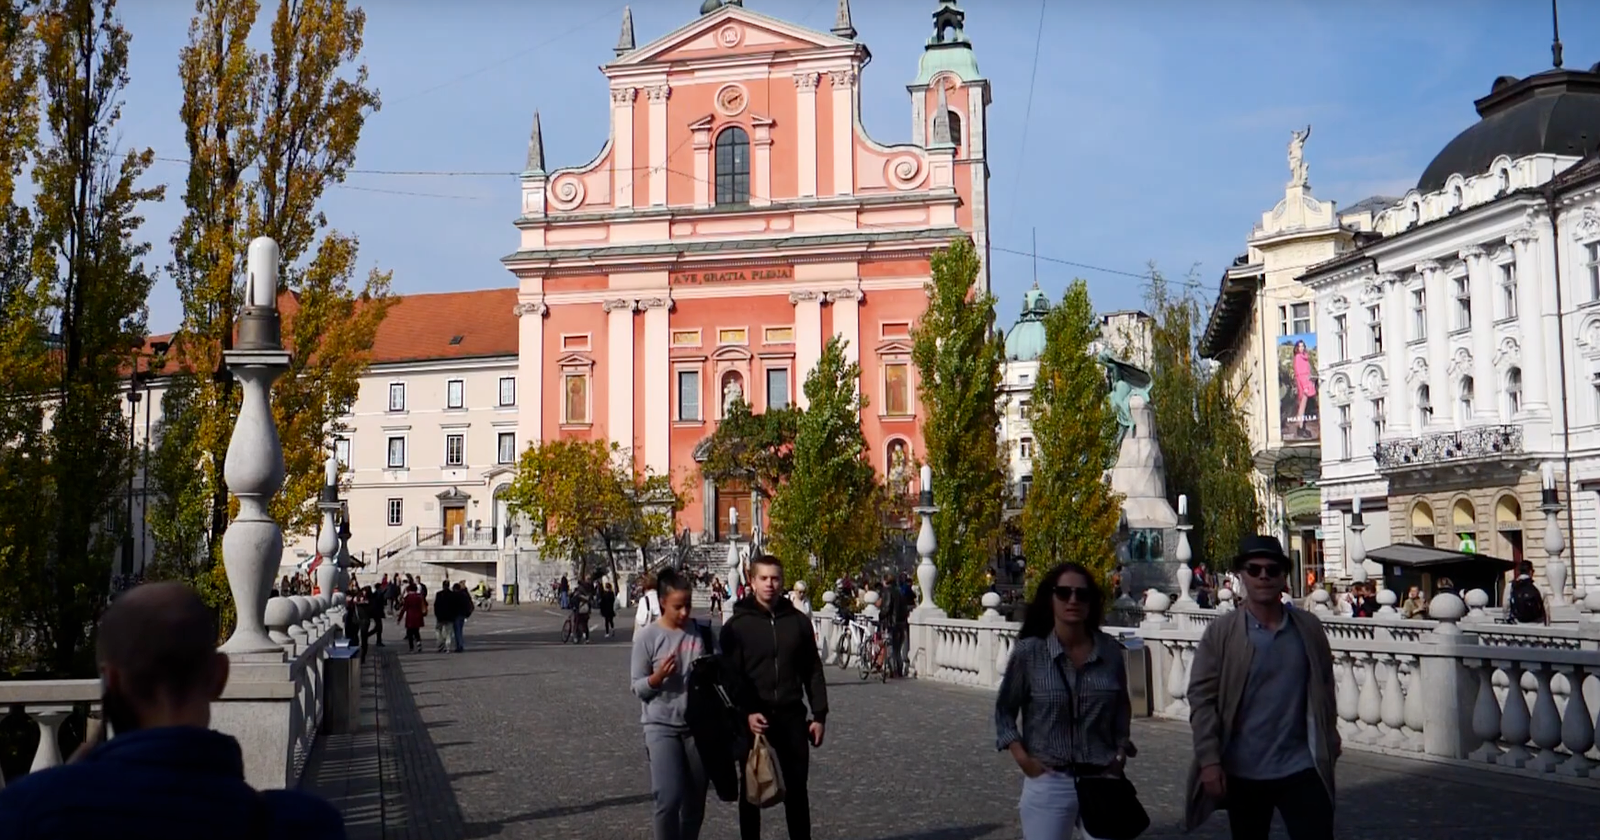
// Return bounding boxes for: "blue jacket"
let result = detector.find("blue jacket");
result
[0,726,345,840]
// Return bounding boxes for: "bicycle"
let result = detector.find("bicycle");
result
[858,622,888,683]
[831,613,858,670]
[475,592,493,612]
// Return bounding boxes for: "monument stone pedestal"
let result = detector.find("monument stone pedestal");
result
[1110,395,1181,597]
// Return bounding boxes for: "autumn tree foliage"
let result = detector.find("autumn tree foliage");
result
[20,0,164,674]
[912,236,1007,617]
[769,336,882,597]
[503,439,684,578]
[698,397,798,505]
[150,0,391,605]
[1021,280,1123,588]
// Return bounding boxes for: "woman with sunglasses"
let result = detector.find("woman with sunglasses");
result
[995,562,1135,839]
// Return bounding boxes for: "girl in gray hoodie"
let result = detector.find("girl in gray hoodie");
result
[630,568,713,840]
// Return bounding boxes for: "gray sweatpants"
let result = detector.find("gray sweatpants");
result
[643,725,708,840]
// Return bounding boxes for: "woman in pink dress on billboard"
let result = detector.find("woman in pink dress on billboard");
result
[1292,340,1317,438]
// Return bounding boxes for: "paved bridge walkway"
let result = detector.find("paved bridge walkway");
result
[302,606,1600,840]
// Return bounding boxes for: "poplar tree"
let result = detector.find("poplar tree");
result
[1145,270,1261,568]
[912,236,1006,616]
[769,336,882,598]
[1021,280,1122,587]
[152,0,390,600]
[29,0,164,673]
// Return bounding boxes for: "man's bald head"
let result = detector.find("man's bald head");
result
[98,583,226,711]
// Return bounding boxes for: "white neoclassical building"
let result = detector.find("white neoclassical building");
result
[1301,61,1600,597]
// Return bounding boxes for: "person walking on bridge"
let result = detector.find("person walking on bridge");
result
[1186,535,1339,840]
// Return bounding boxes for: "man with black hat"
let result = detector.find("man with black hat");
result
[1184,535,1339,840]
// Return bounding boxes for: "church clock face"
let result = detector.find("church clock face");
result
[715,83,748,116]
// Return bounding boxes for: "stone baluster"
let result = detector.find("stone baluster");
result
[28,707,72,773]
[1335,652,1360,742]
[1355,652,1382,744]
[288,595,313,649]
[1555,663,1596,777]
[1310,588,1332,614]
[1463,589,1491,623]
[1468,659,1504,762]
[1495,659,1534,767]
[1164,640,1189,718]
[1527,663,1564,772]
[862,590,880,623]
[265,596,295,645]
[1215,587,1235,613]
[1379,654,1408,748]
[1376,589,1399,618]
[1400,655,1426,752]
[1141,589,1172,627]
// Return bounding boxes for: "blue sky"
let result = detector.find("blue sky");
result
[113,0,1598,334]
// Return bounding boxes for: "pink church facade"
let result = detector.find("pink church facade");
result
[503,1,991,537]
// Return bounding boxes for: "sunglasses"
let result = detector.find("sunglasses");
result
[1052,585,1094,603]
[1242,562,1285,579]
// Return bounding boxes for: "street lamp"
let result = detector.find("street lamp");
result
[912,464,945,618]
[1348,496,1368,585]
[1541,463,1568,607]
[123,384,141,576]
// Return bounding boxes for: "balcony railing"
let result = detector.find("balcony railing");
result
[1373,424,1523,470]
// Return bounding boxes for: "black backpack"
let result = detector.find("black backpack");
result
[685,621,747,802]
[1509,580,1545,624]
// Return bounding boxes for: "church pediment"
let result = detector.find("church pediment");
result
[611,5,853,69]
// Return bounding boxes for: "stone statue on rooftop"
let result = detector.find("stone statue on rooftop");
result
[701,0,742,14]
[1288,124,1312,188]
[1096,349,1154,449]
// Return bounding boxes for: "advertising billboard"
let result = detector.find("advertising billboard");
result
[1278,333,1319,442]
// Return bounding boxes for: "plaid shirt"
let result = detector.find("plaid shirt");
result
[995,631,1135,770]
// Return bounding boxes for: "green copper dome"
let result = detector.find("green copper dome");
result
[1004,286,1049,361]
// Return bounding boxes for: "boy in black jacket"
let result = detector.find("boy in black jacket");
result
[719,554,828,840]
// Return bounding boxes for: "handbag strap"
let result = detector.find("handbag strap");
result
[1052,648,1083,769]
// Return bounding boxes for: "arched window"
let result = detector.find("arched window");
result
[947,110,962,151]
[1506,367,1523,417]
[714,127,750,206]
[1457,376,1474,423]
[1416,384,1432,429]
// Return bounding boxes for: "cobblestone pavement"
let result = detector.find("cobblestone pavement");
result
[305,606,1600,840]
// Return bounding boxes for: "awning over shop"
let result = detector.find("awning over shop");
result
[1366,543,1515,604]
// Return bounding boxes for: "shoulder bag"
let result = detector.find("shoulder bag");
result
[1054,651,1150,840]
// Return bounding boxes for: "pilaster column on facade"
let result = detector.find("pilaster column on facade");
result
[514,301,548,449]
[828,70,856,196]
[691,118,713,208]
[611,86,637,208]
[1508,226,1548,414]
[1461,246,1498,422]
[1381,273,1410,435]
[1419,260,1448,418]
[827,288,863,369]
[750,117,774,208]
[646,85,670,207]
[604,298,636,452]
[638,297,672,476]
[794,73,819,198]
[789,290,823,409]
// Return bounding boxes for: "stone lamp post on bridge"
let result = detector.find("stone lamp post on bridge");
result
[1541,464,1572,614]
[1347,496,1369,586]
[219,237,291,657]
[1174,494,1196,606]
[912,464,945,620]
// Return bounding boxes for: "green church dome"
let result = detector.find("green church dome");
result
[1004,286,1049,361]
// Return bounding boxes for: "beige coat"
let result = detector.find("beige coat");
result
[1184,606,1340,832]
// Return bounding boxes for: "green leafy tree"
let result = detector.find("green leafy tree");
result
[503,439,683,578]
[769,336,881,598]
[1145,269,1261,567]
[28,0,165,674]
[698,397,798,513]
[912,236,1006,616]
[152,0,390,631]
[1021,280,1123,588]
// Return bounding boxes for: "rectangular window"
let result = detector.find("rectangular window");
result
[1371,397,1386,441]
[766,367,790,410]
[445,433,465,467]
[718,328,748,345]
[563,374,589,424]
[1291,302,1312,336]
[446,379,464,409]
[1455,276,1472,330]
[1366,305,1383,355]
[763,326,795,344]
[1333,314,1348,362]
[885,363,911,416]
[334,437,350,468]
[1411,288,1427,340]
[498,377,516,407]
[1500,263,1518,319]
[1588,241,1600,301]
[386,498,403,527]
[677,369,701,421]
[1019,398,1032,419]
[1338,405,1352,460]
[1019,437,1033,459]
[386,436,406,469]
[388,382,405,412]
[497,432,516,465]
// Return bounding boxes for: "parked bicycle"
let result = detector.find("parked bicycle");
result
[858,621,888,683]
